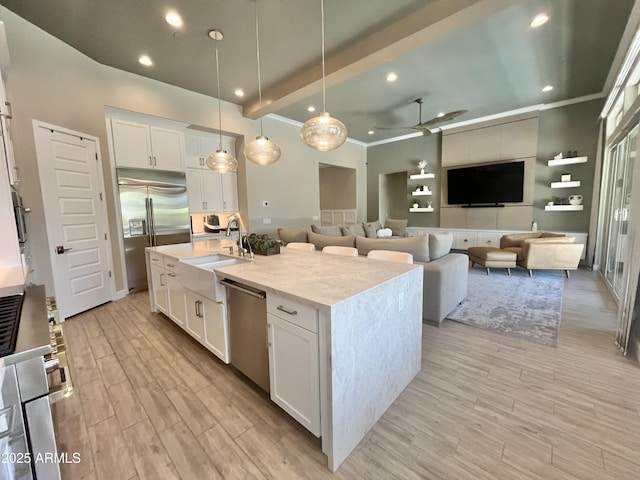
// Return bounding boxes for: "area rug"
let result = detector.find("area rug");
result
[446,267,565,346]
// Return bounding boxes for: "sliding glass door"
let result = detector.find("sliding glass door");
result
[603,125,637,299]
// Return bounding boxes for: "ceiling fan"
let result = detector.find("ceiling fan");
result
[376,98,467,136]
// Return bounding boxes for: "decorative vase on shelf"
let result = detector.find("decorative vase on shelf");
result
[427,201,433,209]
[412,202,419,209]
[417,160,428,175]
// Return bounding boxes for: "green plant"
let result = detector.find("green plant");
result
[243,233,282,251]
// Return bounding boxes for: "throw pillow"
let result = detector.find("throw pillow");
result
[277,228,309,245]
[429,232,453,260]
[341,223,366,237]
[384,218,408,237]
[308,232,356,250]
[376,228,393,238]
[311,224,343,236]
[363,220,382,238]
[356,234,429,263]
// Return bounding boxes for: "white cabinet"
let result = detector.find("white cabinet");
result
[476,232,501,247]
[111,119,185,171]
[453,231,477,250]
[185,289,205,342]
[150,264,168,314]
[184,288,229,363]
[186,169,237,214]
[0,74,17,185]
[165,262,185,327]
[266,294,320,436]
[185,135,218,169]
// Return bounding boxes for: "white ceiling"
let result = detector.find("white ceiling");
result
[0,0,635,142]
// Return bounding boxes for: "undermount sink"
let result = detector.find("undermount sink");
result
[179,254,248,301]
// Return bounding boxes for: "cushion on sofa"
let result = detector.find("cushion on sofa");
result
[376,228,393,238]
[363,220,382,238]
[384,218,408,237]
[429,232,453,260]
[277,228,309,245]
[356,234,430,263]
[311,224,343,236]
[341,223,366,237]
[308,232,356,250]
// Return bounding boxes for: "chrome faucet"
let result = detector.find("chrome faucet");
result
[226,214,245,256]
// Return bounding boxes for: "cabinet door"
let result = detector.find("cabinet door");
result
[220,172,238,212]
[150,126,184,171]
[185,289,205,342]
[202,297,229,363]
[150,264,168,313]
[112,119,153,169]
[201,170,223,212]
[184,135,205,169]
[166,272,185,327]
[452,231,477,250]
[267,313,320,436]
[186,169,205,213]
[476,232,501,248]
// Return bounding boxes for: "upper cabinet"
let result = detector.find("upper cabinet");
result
[442,117,538,167]
[186,170,238,214]
[185,134,218,169]
[111,119,185,171]
[0,73,17,185]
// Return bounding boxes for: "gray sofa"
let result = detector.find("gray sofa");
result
[277,226,468,325]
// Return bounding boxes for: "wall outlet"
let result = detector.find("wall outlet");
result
[263,218,271,224]
[262,200,269,207]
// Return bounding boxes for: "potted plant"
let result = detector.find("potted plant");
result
[243,233,282,255]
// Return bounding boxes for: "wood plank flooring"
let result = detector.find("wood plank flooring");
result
[52,269,640,479]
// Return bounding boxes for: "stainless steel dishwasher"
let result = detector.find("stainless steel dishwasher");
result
[220,279,269,393]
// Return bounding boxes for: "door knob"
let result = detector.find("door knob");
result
[56,245,72,254]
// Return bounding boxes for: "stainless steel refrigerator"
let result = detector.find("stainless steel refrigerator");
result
[117,168,190,292]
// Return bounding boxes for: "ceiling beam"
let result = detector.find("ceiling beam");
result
[242,0,520,119]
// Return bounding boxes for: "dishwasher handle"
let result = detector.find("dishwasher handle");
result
[219,279,266,299]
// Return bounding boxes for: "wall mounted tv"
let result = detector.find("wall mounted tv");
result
[447,161,525,206]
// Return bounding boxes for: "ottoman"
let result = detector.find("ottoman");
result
[468,247,517,275]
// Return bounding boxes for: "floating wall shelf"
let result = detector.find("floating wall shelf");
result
[412,191,432,196]
[409,207,434,213]
[545,205,584,211]
[547,156,588,166]
[409,173,435,180]
[551,180,581,188]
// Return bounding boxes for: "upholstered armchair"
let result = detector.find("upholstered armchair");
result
[500,233,584,277]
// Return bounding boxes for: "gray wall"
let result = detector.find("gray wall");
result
[534,99,604,232]
[366,134,440,226]
[0,7,367,295]
[319,165,356,210]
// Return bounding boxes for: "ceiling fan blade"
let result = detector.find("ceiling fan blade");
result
[418,109,468,127]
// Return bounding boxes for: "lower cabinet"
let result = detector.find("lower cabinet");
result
[267,311,320,436]
[184,288,229,363]
[166,271,185,327]
[150,264,168,314]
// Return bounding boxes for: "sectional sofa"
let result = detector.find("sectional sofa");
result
[277,221,468,325]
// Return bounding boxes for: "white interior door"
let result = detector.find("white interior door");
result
[34,124,113,319]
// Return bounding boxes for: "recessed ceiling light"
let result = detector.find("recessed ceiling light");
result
[437,112,445,118]
[542,85,554,92]
[165,11,183,27]
[368,130,375,135]
[387,72,398,82]
[307,106,316,112]
[531,13,549,28]
[234,89,244,97]
[138,55,153,66]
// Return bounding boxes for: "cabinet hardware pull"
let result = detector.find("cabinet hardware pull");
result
[166,263,175,267]
[0,101,12,119]
[160,273,165,286]
[167,273,176,277]
[195,300,200,317]
[153,156,157,166]
[149,155,153,166]
[276,305,298,316]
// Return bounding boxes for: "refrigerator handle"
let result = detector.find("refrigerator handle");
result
[149,197,157,246]
[145,197,153,246]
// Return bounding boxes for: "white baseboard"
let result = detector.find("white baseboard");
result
[113,289,128,301]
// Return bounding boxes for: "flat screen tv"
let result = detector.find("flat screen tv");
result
[447,161,524,205]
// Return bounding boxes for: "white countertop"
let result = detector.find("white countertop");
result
[147,241,422,309]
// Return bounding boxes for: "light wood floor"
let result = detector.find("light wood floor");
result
[52,268,640,480]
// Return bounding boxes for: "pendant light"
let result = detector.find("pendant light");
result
[244,0,281,166]
[300,0,347,151]
[206,29,238,173]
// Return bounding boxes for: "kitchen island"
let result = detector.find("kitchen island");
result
[146,240,423,471]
